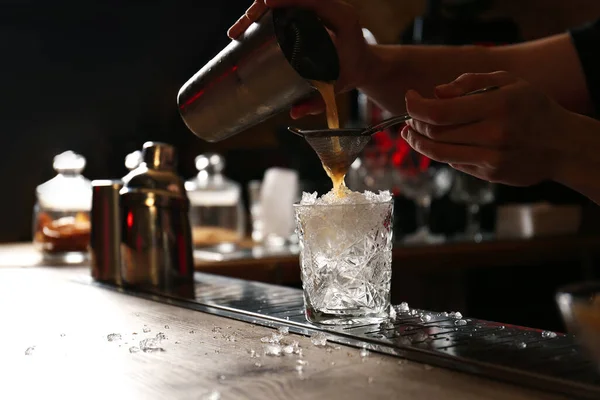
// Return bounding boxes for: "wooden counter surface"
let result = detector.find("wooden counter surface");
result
[0,251,568,399]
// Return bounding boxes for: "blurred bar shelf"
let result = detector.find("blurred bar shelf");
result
[192,235,600,285]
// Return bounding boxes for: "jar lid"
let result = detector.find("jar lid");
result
[195,153,225,174]
[53,151,86,174]
[37,151,92,211]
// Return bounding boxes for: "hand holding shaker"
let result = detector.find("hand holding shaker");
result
[177,8,339,142]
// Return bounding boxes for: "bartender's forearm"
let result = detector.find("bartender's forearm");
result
[554,112,600,205]
[359,33,593,116]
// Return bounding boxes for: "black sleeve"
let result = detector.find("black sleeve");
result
[570,19,600,117]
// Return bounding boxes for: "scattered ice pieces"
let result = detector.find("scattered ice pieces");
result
[310,332,327,347]
[129,346,140,353]
[212,327,222,333]
[190,330,195,334]
[107,333,122,342]
[454,320,467,326]
[542,331,558,339]
[60,333,66,337]
[218,375,226,382]
[261,332,283,344]
[389,307,397,320]
[360,348,370,358]
[135,313,140,317]
[202,391,221,400]
[164,325,170,330]
[330,361,336,366]
[155,332,167,341]
[264,344,283,357]
[282,345,295,355]
[517,342,527,349]
[421,314,432,322]
[143,327,151,333]
[367,377,374,384]
[139,336,164,353]
[224,334,236,342]
[25,346,35,356]
[277,326,290,336]
[255,362,262,367]
[424,364,434,371]
[295,365,304,374]
[398,302,410,313]
[449,312,463,320]
[297,359,308,366]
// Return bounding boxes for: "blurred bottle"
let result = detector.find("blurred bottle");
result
[33,151,92,264]
[185,153,245,247]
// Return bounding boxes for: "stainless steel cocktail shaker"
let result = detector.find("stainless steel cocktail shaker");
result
[177,8,339,142]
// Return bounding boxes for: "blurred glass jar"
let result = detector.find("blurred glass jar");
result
[185,153,245,247]
[33,151,92,263]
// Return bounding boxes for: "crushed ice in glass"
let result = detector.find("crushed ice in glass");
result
[455,320,467,326]
[25,346,35,355]
[542,331,557,339]
[398,302,410,312]
[107,333,122,342]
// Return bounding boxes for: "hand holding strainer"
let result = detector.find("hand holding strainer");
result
[288,86,499,175]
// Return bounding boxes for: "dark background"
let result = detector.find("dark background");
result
[1,0,253,241]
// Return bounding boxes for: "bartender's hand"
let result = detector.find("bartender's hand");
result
[402,71,572,187]
[228,0,374,119]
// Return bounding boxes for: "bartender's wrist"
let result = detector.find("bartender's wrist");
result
[357,45,397,92]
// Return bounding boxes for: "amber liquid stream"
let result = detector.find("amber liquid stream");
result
[310,80,347,197]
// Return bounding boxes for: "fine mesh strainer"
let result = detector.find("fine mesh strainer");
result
[289,86,500,173]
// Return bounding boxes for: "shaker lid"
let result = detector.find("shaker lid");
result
[121,141,187,202]
[195,153,225,174]
[142,141,177,171]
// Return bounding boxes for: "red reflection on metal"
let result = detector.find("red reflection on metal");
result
[126,211,134,229]
[179,65,239,109]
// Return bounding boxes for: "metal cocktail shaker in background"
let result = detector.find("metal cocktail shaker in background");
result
[177,8,339,142]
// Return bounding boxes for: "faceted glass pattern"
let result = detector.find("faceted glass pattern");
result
[294,199,393,325]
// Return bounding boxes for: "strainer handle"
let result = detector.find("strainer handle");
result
[363,114,411,136]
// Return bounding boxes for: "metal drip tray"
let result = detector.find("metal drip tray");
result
[81,273,600,399]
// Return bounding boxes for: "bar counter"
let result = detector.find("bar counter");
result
[1,244,570,400]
